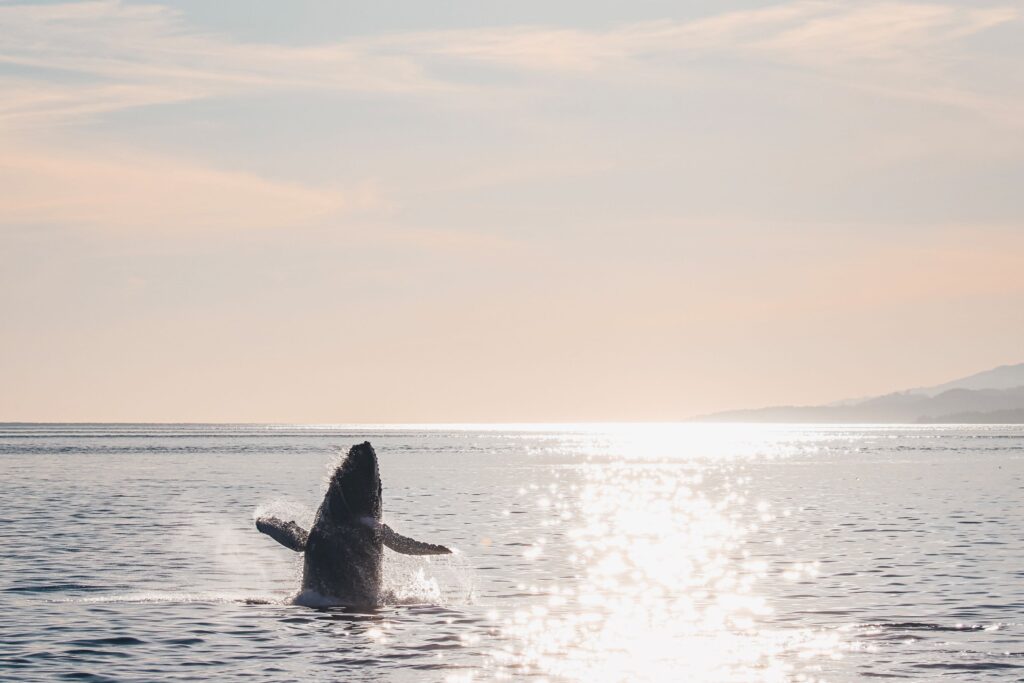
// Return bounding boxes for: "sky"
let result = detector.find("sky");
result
[2,0,1023,422]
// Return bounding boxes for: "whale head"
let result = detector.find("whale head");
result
[324,441,382,521]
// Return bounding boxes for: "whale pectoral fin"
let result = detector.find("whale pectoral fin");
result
[380,524,452,555]
[255,516,309,552]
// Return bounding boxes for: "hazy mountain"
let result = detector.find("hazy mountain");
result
[917,408,1024,424]
[699,363,1024,423]
[908,362,1024,397]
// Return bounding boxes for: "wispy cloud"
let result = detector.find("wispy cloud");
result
[1,0,1018,126]
[408,2,1021,124]
[1,0,1020,237]
[0,0,447,127]
[0,144,384,233]
[0,1,407,233]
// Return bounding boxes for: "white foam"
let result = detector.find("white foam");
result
[57,591,291,605]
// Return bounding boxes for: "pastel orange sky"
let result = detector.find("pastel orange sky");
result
[2,1,1023,422]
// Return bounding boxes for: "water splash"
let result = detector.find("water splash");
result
[384,549,475,606]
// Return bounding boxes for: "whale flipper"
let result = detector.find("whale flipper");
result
[381,524,452,555]
[256,516,309,552]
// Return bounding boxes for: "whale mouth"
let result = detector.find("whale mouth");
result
[327,441,383,519]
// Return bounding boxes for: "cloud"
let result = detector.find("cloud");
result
[757,3,1015,59]
[401,3,1016,71]
[0,0,448,127]
[0,78,201,126]
[0,2,402,233]
[1,1,1019,237]
[0,145,384,234]
[1,0,1018,127]
[412,3,1021,124]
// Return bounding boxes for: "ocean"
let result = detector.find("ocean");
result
[1,423,1022,681]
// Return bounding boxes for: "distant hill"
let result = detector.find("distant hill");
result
[909,362,1024,397]
[917,408,1024,424]
[699,362,1024,423]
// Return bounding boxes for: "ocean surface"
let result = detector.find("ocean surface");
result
[1,423,1022,682]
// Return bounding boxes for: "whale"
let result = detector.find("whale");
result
[255,441,451,606]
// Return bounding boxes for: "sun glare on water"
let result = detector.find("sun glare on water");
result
[473,424,844,682]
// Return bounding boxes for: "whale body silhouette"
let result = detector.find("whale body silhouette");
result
[256,441,451,605]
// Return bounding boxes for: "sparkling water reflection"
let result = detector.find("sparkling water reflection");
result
[1,424,1022,681]
[488,462,838,682]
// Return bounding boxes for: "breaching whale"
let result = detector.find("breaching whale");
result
[256,441,451,606]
